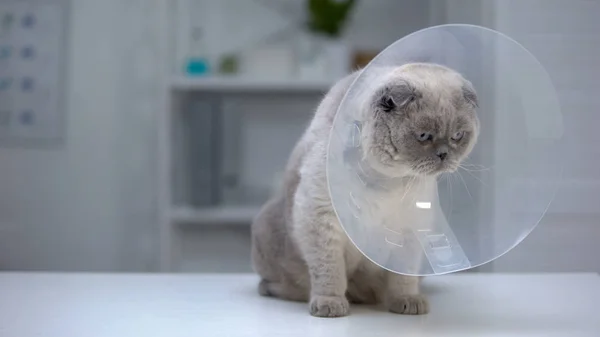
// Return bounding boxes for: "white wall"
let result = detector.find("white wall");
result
[439,0,600,272]
[493,0,600,215]
[0,0,166,271]
[486,0,600,272]
[430,0,493,25]
[432,0,600,273]
[440,0,600,216]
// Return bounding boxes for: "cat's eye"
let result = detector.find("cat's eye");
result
[380,96,397,112]
[451,131,464,141]
[417,132,433,142]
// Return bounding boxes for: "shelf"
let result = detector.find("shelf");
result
[170,76,332,93]
[170,205,261,225]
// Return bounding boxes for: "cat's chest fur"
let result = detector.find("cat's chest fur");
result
[355,177,437,231]
[340,177,436,276]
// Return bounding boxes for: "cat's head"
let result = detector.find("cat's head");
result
[360,63,480,177]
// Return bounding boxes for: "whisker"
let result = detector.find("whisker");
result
[411,177,423,203]
[461,164,488,168]
[457,171,475,204]
[460,167,488,187]
[400,175,416,202]
[460,162,493,170]
[452,172,461,214]
[458,165,491,172]
[446,173,453,214]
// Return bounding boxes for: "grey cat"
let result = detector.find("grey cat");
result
[251,63,480,317]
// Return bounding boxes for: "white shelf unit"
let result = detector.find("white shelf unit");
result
[159,76,330,272]
[170,205,261,225]
[170,76,332,93]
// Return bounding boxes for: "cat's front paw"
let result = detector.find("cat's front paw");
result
[309,295,350,317]
[387,294,429,315]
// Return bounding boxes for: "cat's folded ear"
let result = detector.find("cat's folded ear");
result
[376,80,419,113]
[462,80,479,108]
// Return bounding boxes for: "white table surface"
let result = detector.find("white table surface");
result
[0,272,599,337]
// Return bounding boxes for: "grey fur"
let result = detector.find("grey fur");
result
[251,63,479,317]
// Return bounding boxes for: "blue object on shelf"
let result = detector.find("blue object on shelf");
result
[185,58,210,76]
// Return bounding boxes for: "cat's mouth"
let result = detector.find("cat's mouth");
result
[415,160,459,176]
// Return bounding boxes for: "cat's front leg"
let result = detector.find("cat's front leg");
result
[384,273,429,315]
[293,204,349,317]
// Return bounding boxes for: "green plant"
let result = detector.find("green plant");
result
[307,0,357,38]
[218,54,239,75]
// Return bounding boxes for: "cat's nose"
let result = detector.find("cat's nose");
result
[436,145,449,161]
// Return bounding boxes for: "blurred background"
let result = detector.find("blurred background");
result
[0,0,598,274]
